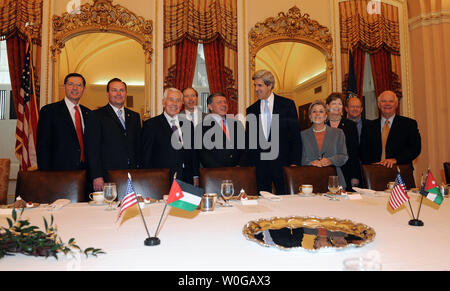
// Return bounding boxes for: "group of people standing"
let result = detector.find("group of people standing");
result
[36,69,421,196]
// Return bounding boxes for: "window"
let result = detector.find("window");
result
[0,40,12,120]
[362,52,378,120]
[192,43,210,113]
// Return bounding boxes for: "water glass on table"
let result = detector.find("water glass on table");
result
[103,183,117,211]
[220,180,234,207]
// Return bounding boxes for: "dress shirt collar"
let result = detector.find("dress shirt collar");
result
[381,114,395,129]
[108,103,125,115]
[164,111,180,126]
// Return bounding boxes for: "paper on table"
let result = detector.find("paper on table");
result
[259,191,282,201]
[48,199,71,211]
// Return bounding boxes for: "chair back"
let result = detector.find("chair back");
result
[0,159,10,204]
[361,164,416,190]
[107,168,171,200]
[16,170,87,203]
[444,162,450,184]
[283,166,337,194]
[199,167,257,196]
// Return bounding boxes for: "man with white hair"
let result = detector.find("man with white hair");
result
[360,90,421,168]
[141,88,199,186]
[245,69,302,194]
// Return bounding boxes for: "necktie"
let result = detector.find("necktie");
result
[171,119,181,143]
[221,118,230,140]
[381,120,390,160]
[74,106,85,162]
[264,100,271,140]
[117,109,126,129]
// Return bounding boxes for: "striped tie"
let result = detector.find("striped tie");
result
[117,109,126,129]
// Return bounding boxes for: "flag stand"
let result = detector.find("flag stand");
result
[409,171,427,227]
[145,203,169,246]
[127,173,159,245]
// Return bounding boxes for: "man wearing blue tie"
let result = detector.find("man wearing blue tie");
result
[85,78,142,191]
[245,70,302,194]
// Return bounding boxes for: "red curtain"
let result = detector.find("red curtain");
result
[370,46,393,97]
[6,33,27,115]
[204,36,237,114]
[174,37,198,91]
[204,36,226,96]
[353,46,366,97]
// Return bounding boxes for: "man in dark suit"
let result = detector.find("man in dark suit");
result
[36,73,91,171]
[141,88,199,186]
[360,90,421,168]
[345,95,367,144]
[181,87,206,128]
[245,70,302,194]
[199,92,245,168]
[86,78,142,191]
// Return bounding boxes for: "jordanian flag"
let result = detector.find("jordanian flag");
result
[166,179,203,211]
[420,170,443,205]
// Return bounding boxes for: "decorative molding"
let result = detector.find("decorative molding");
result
[51,0,153,63]
[408,11,450,31]
[248,6,333,100]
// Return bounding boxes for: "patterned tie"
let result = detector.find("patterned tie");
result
[221,118,230,140]
[381,119,390,160]
[117,109,126,129]
[264,100,271,140]
[74,106,85,162]
[171,119,181,143]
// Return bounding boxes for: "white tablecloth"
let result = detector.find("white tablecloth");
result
[1,192,449,271]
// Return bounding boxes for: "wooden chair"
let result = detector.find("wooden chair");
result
[444,162,450,184]
[107,168,171,200]
[199,167,258,196]
[15,170,87,203]
[283,166,337,194]
[0,159,10,205]
[361,164,416,191]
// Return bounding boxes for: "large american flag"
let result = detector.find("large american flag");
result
[116,177,138,221]
[15,42,38,171]
[388,173,410,210]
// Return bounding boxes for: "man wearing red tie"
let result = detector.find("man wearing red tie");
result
[198,92,245,168]
[36,73,91,171]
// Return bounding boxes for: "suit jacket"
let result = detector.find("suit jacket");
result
[36,99,91,171]
[245,94,302,194]
[301,125,348,188]
[141,113,199,184]
[326,117,361,190]
[85,104,141,180]
[198,114,245,168]
[360,115,421,165]
[245,94,302,167]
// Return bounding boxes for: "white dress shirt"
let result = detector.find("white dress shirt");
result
[164,111,183,144]
[380,114,396,131]
[64,97,85,131]
[184,107,201,127]
[260,92,274,138]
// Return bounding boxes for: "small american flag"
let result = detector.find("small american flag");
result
[388,173,410,210]
[15,41,38,171]
[117,177,138,220]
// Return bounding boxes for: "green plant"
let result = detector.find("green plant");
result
[0,208,104,259]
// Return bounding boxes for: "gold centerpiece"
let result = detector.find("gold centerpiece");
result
[243,216,376,252]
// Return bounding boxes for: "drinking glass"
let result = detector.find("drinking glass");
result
[328,176,340,194]
[103,183,117,211]
[220,180,234,207]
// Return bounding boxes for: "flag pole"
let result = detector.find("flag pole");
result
[127,173,154,241]
[396,167,416,221]
[408,169,425,227]
[143,172,177,246]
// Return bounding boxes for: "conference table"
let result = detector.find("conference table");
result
[0,191,449,271]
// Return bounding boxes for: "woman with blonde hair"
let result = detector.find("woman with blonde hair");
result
[301,100,348,189]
